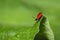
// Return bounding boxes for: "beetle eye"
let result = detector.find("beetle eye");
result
[35,19,37,21]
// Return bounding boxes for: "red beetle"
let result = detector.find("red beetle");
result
[35,12,43,21]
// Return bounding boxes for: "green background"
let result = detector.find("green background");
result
[0,0,60,40]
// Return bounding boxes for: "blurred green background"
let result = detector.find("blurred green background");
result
[0,0,60,40]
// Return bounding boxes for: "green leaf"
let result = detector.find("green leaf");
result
[34,16,54,40]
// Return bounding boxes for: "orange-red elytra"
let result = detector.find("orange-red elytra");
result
[35,12,43,21]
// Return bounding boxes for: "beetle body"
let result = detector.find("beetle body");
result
[35,12,43,21]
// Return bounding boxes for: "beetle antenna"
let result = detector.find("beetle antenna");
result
[32,16,35,19]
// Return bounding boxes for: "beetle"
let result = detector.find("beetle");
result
[35,12,43,21]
